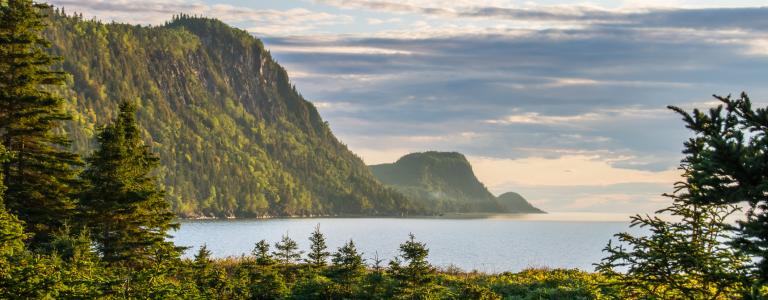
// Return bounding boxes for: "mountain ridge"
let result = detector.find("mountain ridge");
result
[370,151,544,213]
[45,12,420,218]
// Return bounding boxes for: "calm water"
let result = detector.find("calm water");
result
[172,213,640,273]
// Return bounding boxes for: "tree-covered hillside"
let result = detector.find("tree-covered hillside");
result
[370,151,542,213]
[496,192,544,214]
[44,11,416,218]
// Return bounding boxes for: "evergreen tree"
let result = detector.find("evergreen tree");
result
[331,239,365,296]
[79,101,179,267]
[194,244,212,270]
[0,206,24,256]
[668,93,768,284]
[273,234,302,264]
[0,0,82,246]
[389,233,437,298]
[253,239,274,266]
[362,251,387,299]
[250,239,289,299]
[0,145,25,256]
[331,239,365,280]
[193,244,228,298]
[249,269,289,300]
[596,95,762,298]
[597,201,749,298]
[306,224,330,267]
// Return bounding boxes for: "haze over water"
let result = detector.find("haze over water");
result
[173,213,641,273]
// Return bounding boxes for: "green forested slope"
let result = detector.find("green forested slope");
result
[44,12,416,218]
[496,192,544,213]
[370,151,542,213]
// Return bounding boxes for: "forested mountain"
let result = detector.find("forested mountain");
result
[369,152,543,213]
[497,192,545,213]
[44,11,417,218]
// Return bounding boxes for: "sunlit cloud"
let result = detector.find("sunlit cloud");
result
[485,107,669,126]
[485,112,602,125]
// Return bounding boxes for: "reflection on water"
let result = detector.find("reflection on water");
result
[172,213,641,273]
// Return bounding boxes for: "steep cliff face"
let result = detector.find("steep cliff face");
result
[45,13,416,218]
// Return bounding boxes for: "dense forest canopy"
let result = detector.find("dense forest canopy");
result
[44,11,416,218]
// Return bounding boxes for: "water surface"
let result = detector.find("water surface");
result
[172,213,638,273]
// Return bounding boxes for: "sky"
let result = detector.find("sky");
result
[48,0,768,213]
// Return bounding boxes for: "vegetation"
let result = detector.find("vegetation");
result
[79,101,181,267]
[42,8,414,218]
[1,1,767,299]
[668,94,768,285]
[0,0,82,247]
[595,94,768,299]
[496,192,545,214]
[370,151,544,213]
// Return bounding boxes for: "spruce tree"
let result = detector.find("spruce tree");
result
[362,251,387,299]
[193,244,212,270]
[306,224,330,267]
[253,239,274,266]
[668,93,768,284]
[193,244,227,298]
[273,234,302,264]
[389,233,436,297]
[0,145,25,256]
[331,239,365,294]
[79,101,179,267]
[0,0,82,246]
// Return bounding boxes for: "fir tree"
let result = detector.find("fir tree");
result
[597,201,749,298]
[273,234,302,264]
[0,0,82,246]
[389,233,436,297]
[596,95,763,298]
[331,239,365,296]
[0,145,25,256]
[253,239,274,266]
[79,101,179,267]
[362,251,387,299]
[0,207,24,256]
[194,244,212,270]
[193,244,228,298]
[331,239,365,280]
[306,224,330,267]
[668,93,768,283]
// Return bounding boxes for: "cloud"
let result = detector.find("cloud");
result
[317,1,768,32]
[485,111,602,125]
[485,107,669,125]
[367,17,402,25]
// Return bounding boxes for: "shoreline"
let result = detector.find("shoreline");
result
[176,211,547,220]
[174,211,639,223]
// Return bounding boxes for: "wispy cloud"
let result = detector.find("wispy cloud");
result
[317,0,768,32]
